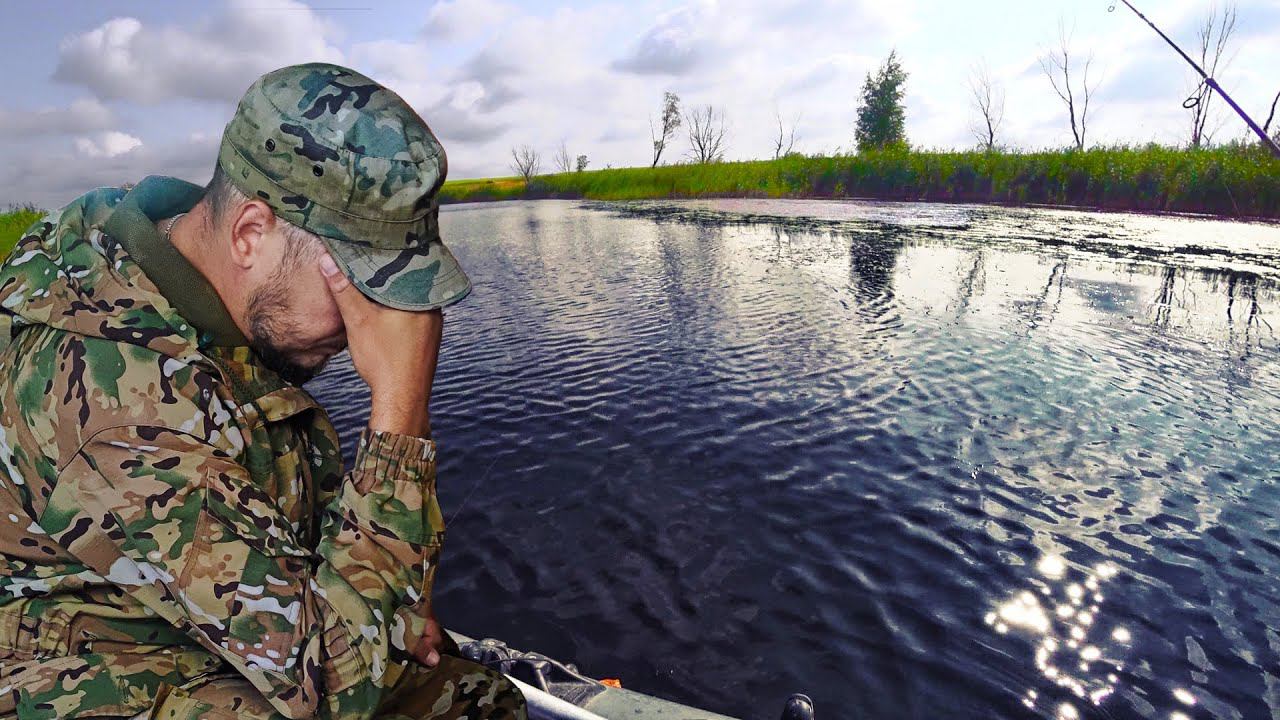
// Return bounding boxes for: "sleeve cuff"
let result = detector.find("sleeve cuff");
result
[342,428,443,545]
[351,428,436,487]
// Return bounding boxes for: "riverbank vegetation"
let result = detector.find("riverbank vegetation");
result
[5,139,1275,258]
[455,2,1277,220]
[0,205,42,255]
[440,144,1280,220]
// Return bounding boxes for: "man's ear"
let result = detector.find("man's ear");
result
[227,200,277,270]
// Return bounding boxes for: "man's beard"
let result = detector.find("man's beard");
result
[245,277,325,386]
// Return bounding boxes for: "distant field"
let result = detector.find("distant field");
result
[439,145,1280,220]
[0,207,44,257]
[439,177,527,203]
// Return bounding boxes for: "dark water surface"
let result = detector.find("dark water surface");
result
[307,199,1280,720]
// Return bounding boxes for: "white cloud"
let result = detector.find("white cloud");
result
[611,1,718,76]
[346,41,515,150]
[0,98,114,136]
[421,87,512,145]
[53,0,344,103]
[784,54,873,95]
[1,134,218,209]
[14,0,1280,202]
[422,0,514,40]
[73,131,143,158]
[372,0,914,177]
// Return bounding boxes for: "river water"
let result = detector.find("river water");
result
[306,199,1280,720]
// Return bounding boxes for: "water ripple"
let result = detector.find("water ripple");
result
[308,199,1280,719]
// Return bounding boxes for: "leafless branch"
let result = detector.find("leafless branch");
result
[968,61,1005,150]
[1039,20,1099,151]
[1080,53,1096,150]
[685,104,728,164]
[1188,2,1238,147]
[773,110,800,159]
[1264,90,1280,135]
[510,145,540,182]
[554,141,572,174]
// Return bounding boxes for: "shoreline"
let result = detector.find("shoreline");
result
[444,188,1280,226]
[440,146,1280,223]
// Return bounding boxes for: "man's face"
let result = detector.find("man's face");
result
[245,240,348,385]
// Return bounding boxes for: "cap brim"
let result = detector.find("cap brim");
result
[320,235,472,311]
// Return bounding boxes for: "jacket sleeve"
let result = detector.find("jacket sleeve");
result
[41,423,445,720]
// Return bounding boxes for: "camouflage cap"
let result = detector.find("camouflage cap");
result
[217,62,470,310]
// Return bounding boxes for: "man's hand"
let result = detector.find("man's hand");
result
[320,252,443,438]
[414,611,446,668]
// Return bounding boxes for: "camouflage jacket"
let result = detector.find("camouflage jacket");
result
[0,177,444,719]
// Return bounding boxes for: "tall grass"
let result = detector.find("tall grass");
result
[0,204,44,257]
[440,144,1280,219]
[438,177,528,203]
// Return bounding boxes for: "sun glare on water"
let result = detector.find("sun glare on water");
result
[983,555,1195,718]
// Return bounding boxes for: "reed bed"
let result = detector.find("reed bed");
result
[440,144,1280,219]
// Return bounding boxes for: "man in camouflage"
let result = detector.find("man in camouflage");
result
[0,63,526,719]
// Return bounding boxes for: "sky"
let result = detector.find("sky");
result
[3,0,1279,208]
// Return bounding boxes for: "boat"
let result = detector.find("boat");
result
[449,632,816,720]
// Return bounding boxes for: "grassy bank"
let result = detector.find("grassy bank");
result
[0,207,43,256]
[4,145,1273,254]
[440,145,1280,219]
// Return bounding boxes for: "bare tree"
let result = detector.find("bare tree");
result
[650,91,682,167]
[1186,2,1238,148]
[773,109,800,159]
[575,154,589,172]
[1039,21,1099,151]
[969,61,1005,151]
[510,145,540,182]
[685,105,728,164]
[1262,89,1279,139]
[553,141,572,173]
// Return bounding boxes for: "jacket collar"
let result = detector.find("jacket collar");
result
[103,176,249,348]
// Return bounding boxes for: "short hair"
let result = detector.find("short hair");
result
[203,164,323,265]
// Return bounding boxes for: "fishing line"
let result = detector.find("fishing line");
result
[447,455,500,524]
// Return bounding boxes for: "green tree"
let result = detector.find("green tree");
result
[855,50,908,152]
[650,91,682,167]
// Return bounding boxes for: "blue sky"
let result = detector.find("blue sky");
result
[3,0,1279,208]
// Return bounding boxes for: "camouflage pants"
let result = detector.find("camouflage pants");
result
[148,649,527,720]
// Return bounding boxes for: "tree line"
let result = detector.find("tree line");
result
[510,2,1278,181]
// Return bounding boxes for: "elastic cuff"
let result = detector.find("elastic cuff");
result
[352,428,436,482]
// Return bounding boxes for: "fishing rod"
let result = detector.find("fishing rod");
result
[1110,0,1280,158]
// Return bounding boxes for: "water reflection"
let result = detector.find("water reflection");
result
[307,199,1280,720]
[951,250,988,317]
[589,199,1280,718]
[610,199,1280,355]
